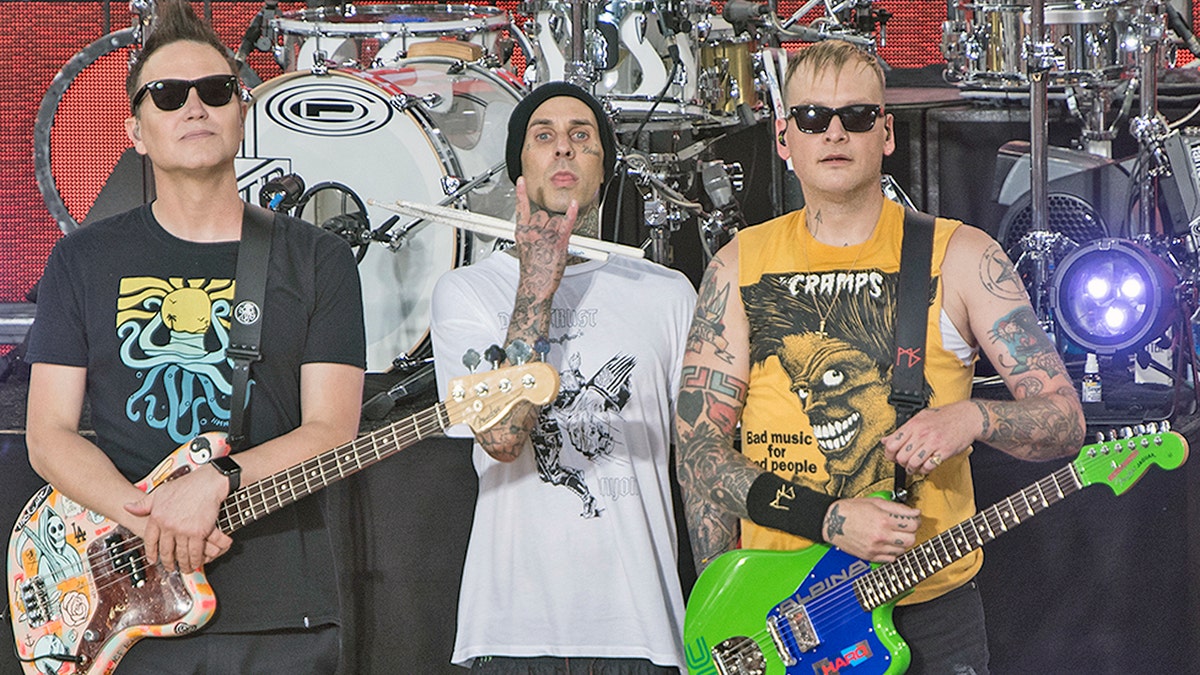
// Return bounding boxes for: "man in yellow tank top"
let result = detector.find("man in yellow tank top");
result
[676,40,1085,673]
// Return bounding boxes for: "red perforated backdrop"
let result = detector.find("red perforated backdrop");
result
[0,1,1195,304]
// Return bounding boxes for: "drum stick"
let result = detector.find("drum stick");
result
[368,199,645,262]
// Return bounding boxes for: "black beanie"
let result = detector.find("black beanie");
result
[505,82,617,190]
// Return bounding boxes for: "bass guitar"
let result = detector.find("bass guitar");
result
[7,362,557,675]
[683,424,1188,675]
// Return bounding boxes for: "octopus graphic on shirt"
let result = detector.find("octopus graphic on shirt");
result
[115,276,238,443]
[742,268,936,498]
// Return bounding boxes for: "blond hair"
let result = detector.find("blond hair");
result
[784,40,886,104]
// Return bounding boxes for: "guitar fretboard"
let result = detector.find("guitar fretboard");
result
[853,462,1082,610]
[215,402,452,534]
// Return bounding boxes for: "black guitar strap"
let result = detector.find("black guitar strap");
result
[889,208,936,503]
[226,203,275,452]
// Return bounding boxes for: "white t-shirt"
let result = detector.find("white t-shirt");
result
[430,251,696,670]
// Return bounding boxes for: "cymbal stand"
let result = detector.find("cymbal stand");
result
[1018,0,1058,327]
[1129,3,1169,237]
[566,0,598,89]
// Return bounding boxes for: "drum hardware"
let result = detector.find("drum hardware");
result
[768,0,877,50]
[235,0,281,68]
[259,172,306,212]
[391,90,445,111]
[1022,0,1057,325]
[699,159,746,256]
[1132,2,1168,236]
[381,160,511,253]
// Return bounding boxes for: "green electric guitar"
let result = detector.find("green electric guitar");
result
[683,423,1189,675]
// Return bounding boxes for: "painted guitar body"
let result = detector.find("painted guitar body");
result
[684,426,1188,675]
[8,432,231,675]
[684,545,907,675]
[8,362,558,675]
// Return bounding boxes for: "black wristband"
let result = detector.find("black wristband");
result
[746,472,837,542]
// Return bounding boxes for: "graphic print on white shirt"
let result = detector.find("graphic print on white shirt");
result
[531,351,636,519]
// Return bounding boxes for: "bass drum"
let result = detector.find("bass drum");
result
[237,60,522,371]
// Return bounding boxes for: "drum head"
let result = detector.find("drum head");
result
[237,65,519,371]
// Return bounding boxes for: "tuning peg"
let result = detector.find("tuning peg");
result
[484,344,507,368]
[506,339,533,365]
[534,336,550,360]
[1120,426,1134,439]
[1094,431,1105,444]
[462,349,481,373]
[1161,420,1171,433]
[1146,421,1159,434]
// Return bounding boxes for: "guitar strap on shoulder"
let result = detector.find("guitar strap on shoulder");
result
[226,203,275,452]
[889,208,936,503]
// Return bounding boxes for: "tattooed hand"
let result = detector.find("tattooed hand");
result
[511,176,578,294]
[822,497,921,563]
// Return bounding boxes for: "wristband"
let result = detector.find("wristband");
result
[745,472,836,542]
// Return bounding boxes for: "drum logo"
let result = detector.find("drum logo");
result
[264,82,394,137]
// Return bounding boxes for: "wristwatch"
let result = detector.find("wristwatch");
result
[210,455,242,494]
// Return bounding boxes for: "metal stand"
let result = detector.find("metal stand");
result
[1015,0,1058,329]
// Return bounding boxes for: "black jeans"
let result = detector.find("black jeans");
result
[470,656,679,675]
[893,579,991,675]
[114,625,339,674]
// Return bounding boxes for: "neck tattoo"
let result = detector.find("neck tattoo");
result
[800,211,876,338]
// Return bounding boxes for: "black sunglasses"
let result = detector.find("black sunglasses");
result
[789,104,882,134]
[132,74,239,111]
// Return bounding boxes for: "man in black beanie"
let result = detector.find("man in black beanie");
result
[430,83,697,673]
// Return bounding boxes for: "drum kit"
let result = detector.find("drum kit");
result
[31,1,1200,398]
[225,0,892,372]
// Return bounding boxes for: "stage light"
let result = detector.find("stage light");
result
[1051,239,1178,355]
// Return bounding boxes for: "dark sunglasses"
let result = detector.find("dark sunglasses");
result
[789,104,882,134]
[132,74,239,111]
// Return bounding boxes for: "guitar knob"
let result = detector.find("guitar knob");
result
[484,344,507,368]
[462,349,482,373]
[506,339,532,365]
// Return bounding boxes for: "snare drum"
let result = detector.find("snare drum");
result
[237,61,522,371]
[273,4,513,71]
[697,30,758,115]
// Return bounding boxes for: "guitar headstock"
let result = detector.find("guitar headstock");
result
[445,361,559,432]
[1073,422,1189,496]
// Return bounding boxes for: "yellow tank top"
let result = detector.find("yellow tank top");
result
[737,199,982,605]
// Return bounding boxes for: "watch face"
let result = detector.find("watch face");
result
[212,456,240,475]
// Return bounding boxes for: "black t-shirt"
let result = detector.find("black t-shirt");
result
[26,203,366,632]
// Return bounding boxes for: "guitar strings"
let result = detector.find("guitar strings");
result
[19,400,462,609]
[710,467,1082,665]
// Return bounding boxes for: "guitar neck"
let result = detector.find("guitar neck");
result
[215,402,452,534]
[855,462,1082,609]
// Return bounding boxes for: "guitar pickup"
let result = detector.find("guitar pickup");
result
[17,577,50,627]
[105,533,147,588]
[767,600,820,666]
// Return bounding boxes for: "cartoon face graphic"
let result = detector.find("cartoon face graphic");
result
[778,333,893,464]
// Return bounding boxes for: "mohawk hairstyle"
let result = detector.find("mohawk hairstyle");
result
[126,0,239,106]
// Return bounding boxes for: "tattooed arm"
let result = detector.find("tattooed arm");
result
[884,225,1085,475]
[677,239,922,568]
[675,240,760,569]
[470,177,580,462]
